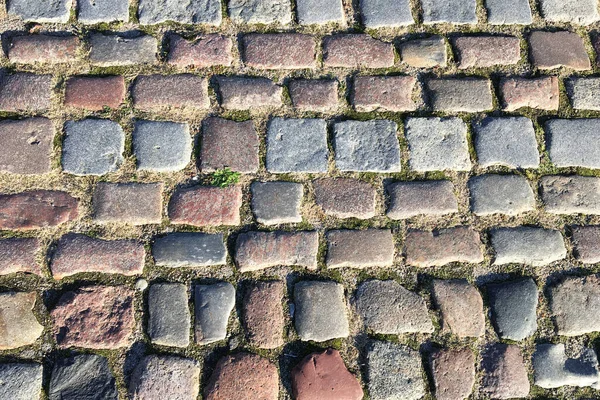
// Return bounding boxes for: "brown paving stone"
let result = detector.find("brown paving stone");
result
[550,275,600,336]
[93,182,162,225]
[405,227,483,267]
[64,76,125,110]
[8,34,79,64]
[0,191,78,230]
[500,76,560,111]
[242,34,316,69]
[431,348,475,400]
[167,34,233,68]
[323,34,394,68]
[217,76,282,110]
[200,117,259,173]
[169,186,242,227]
[481,344,530,399]
[326,229,394,268]
[243,281,285,349]
[0,292,43,349]
[386,180,458,219]
[352,75,416,112]
[453,36,521,68]
[432,279,485,338]
[571,226,600,263]
[289,79,339,111]
[529,31,590,70]
[400,36,447,67]
[0,238,41,275]
[130,355,200,400]
[0,118,54,175]
[0,73,52,112]
[313,178,376,219]
[132,74,210,112]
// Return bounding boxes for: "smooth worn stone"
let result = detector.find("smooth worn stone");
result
[430,349,475,400]
[387,180,458,219]
[432,279,484,338]
[51,234,145,279]
[289,79,339,111]
[501,76,559,111]
[405,117,471,172]
[314,178,376,219]
[568,77,600,110]
[228,0,292,24]
[89,32,157,66]
[78,0,129,23]
[469,174,535,216]
[533,343,600,388]
[0,238,41,275]
[242,34,316,69]
[153,233,227,267]
[481,344,530,399]
[130,355,200,400]
[0,363,42,400]
[266,118,328,173]
[195,282,235,344]
[132,74,209,112]
[251,181,303,225]
[62,119,124,176]
[571,226,600,263]
[200,117,259,173]
[352,75,416,112]
[546,119,600,168]
[294,281,349,342]
[529,31,590,70]
[65,76,125,110]
[138,0,221,24]
[400,36,447,67]
[133,120,192,172]
[205,353,279,400]
[488,278,538,340]
[360,0,413,27]
[8,34,79,64]
[148,283,191,347]
[405,227,483,267]
[550,275,600,336]
[169,186,241,227]
[333,120,401,172]
[49,355,117,400]
[356,280,434,334]
[539,0,599,25]
[235,231,319,271]
[7,0,70,22]
[51,286,135,349]
[491,227,566,266]
[296,0,343,24]
[421,0,477,24]
[427,78,493,112]
[453,36,521,68]
[217,76,282,110]
[326,229,394,268]
[0,292,42,349]
[243,281,285,349]
[93,182,163,225]
[541,175,600,215]
[292,349,362,400]
[0,73,52,112]
[0,191,78,230]
[473,116,539,168]
[0,118,53,175]
[168,34,233,68]
[486,0,532,24]
[368,341,424,400]
[323,34,395,68]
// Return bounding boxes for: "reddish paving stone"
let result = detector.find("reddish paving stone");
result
[0,238,41,275]
[93,182,163,225]
[235,231,318,271]
[500,76,560,111]
[243,281,285,349]
[481,344,530,399]
[313,178,376,219]
[64,76,125,111]
[432,279,485,338]
[243,34,316,69]
[405,227,483,267]
[430,348,475,400]
[51,234,145,279]
[352,75,416,112]
[529,31,590,70]
[204,353,279,400]
[323,34,395,68]
[132,74,210,112]
[168,34,233,68]
[0,118,54,175]
[0,73,52,112]
[292,349,363,400]
[217,77,282,110]
[453,36,521,68]
[386,180,458,219]
[0,292,43,349]
[169,186,242,227]
[326,229,394,268]
[8,34,79,64]
[200,117,259,173]
[571,226,600,263]
[130,355,200,400]
[289,79,339,111]
[51,285,135,349]
[0,191,78,230]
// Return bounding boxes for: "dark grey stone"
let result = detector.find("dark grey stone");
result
[153,233,227,267]
[296,0,344,24]
[148,283,190,347]
[488,278,538,340]
[533,343,600,388]
[360,0,413,27]
[0,363,42,400]
[486,0,532,24]
[251,181,303,225]
[195,282,235,345]
[474,117,539,168]
[546,119,600,168]
[539,0,599,25]
[49,354,118,400]
[228,0,292,23]
[7,0,70,22]
[138,0,222,24]
[421,0,477,24]
[89,32,157,66]
[78,0,130,23]
[133,120,192,172]
[469,174,536,216]
[491,227,567,266]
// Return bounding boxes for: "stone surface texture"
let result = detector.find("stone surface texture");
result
[432,279,485,338]
[49,355,118,400]
[195,282,235,344]
[387,180,458,219]
[491,227,566,266]
[148,283,191,347]
[0,363,43,400]
[0,292,43,349]
[130,355,200,400]
[431,349,475,400]
[326,229,394,268]
[487,278,538,340]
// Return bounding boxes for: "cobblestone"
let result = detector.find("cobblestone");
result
[0,73,52,112]
[430,349,475,400]
[314,178,376,219]
[296,0,344,24]
[8,34,79,64]
[426,78,493,112]
[64,76,125,111]
[453,36,521,68]
[168,186,242,227]
[218,76,282,110]
[89,32,157,66]
[481,344,530,399]
[534,344,600,389]
[138,0,221,24]
[546,119,600,168]
[0,292,42,349]
[487,278,538,340]
[148,283,191,347]
[294,281,349,341]
[200,117,259,173]
[360,0,413,27]
[130,355,200,400]
[0,363,42,400]
[500,76,560,111]
[0,191,78,230]
[228,0,292,24]
[153,233,227,267]
[49,355,117,400]
[0,238,40,275]
[405,227,483,267]
[93,182,163,225]
[78,0,129,23]
[289,79,339,111]
[485,0,532,24]
[323,35,395,68]
[326,229,394,268]
[421,0,477,24]
[529,31,591,70]
[133,120,192,172]
[251,181,303,224]
[132,74,209,112]
[167,34,233,68]
[386,180,458,219]
[432,279,484,337]
[491,227,566,266]
[243,34,316,69]
[400,36,447,67]
[571,226,600,263]
[243,281,285,349]
[352,75,416,112]
[541,175,600,214]
[539,0,599,25]
[550,275,600,336]
[468,174,536,216]
[0,118,53,175]
[195,282,235,344]
[567,77,600,110]
[7,0,70,22]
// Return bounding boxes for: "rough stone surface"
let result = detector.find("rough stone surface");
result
[488,278,538,340]
[217,77,282,110]
[89,32,157,66]
[486,0,532,24]
[539,0,599,25]
[468,174,536,216]
[78,0,129,23]
[432,279,485,338]
[0,73,52,112]
[533,343,600,388]
[501,76,560,111]
[481,344,530,399]
[0,292,43,349]
[405,227,484,267]
[242,34,316,69]
[49,355,118,400]
[430,349,475,400]
[169,186,241,227]
[132,74,209,112]
[387,180,458,219]
[296,0,344,24]
[148,283,191,347]
[454,36,521,68]
[7,0,70,22]
[0,363,43,400]
[0,238,40,275]
[243,281,285,349]
[0,117,53,175]
[8,34,79,64]
[360,0,413,27]
[138,0,222,24]
[326,229,395,268]
[133,120,192,172]
[251,181,303,224]
[427,78,493,112]
[547,119,600,168]
[571,226,600,263]
[400,36,447,67]
[200,117,259,173]
[65,76,125,110]
[352,75,416,112]
[323,35,395,68]
[228,0,292,24]
[421,0,477,24]
[168,34,233,68]
[153,233,227,267]
[93,182,163,225]
[541,175,600,215]
[314,178,376,219]
[567,77,600,110]
[130,355,200,400]
[0,191,78,230]
[529,31,591,70]
[195,282,235,344]
[289,79,338,111]
[550,275,600,336]
[491,227,566,266]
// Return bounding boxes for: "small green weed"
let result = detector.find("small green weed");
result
[210,168,241,188]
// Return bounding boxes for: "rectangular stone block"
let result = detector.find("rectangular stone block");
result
[78,0,129,23]
[314,178,376,219]
[228,0,292,23]
[296,0,344,24]
[490,227,566,266]
[0,73,52,112]
[168,186,242,227]
[132,74,209,112]
[405,227,483,267]
[195,282,235,344]
[8,34,79,64]
[200,118,259,173]
[289,79,338,111]
[7,0,70,22]
[217,77,282,110]
[485,0,532,24]
[89,32,157,66]
[529,31,590,70]
[138,0,222,24]
[153,233,227,267]
[539,0,599,25]
[453,36,521,68]
[242,34,316,69]
[167,34,233,68]
[148,283,190,347]
[469,174,535,216]
[323,35,394,68]
[421,0,477,24]
[541,175,600,215]
[571,226,600,263]
[426,78,493,112]
[567,77,600,110]
[352,75,416,112]
[546,119,600,168]
[359,0,413,27]
[400,36,447,67]
[386,180,458,219]
[326,229,394,268]
[0,118,53,174]
[93,182,163,225]
[0,191,78,230]
[0,238,41,275]
[64,76,125,111]
[500,76,559,111]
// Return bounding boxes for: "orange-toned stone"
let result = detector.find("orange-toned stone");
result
[169,186,242,227]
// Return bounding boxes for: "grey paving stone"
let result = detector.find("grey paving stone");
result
[7,0,70,22]
[488,278,538,341]
[550,275,600,336]
[485,0,532,24]
[78,0,129,23]
[333,120,401,172]
[474,117,540,168]
[49,354,118,400]
[355,280,434,334]
[541,176,600,215]
[539,0,599,25]
[469,174,536,216]
[138,0,222,24]
[427,78,493,112]
[132,120,192,172]
[567,77,600,110]
[251,181,303,225]
[571,226,600,263]
[266,118,328,173]
[533,343,600,388]
[294,281,349,342]
[367,341,425,400]
[62,119,124,176]
[228,0,292,23]
[400,36,447,68]
[195,282,235,344]
[89,32,157,66]
[546,119,600,168]
[387,180,458,219]
[129,355,200,400]
[296,0,344,24]
[217,77,282,110]
[405,117,471,172]
[0,363,42,400]
[153,233,227,267]
[148,283,190,347]
[360,0,413,27]
[491,227,567,266]
[421,0,477,24]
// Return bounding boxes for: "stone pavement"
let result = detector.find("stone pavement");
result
[3,0,600,398]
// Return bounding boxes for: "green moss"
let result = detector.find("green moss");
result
[209,168,241,187]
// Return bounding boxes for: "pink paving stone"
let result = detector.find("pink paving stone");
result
[130,355,200,400]
[200,117,259,173]
[352,75,417,112]
[243,280,285,349]
[167,34,233,68]
[0,238,41,275]
[571,226,600,263]
[405,227,484,267]
[323,34,395,68]
[8,34,79,64]
[0,73,52,112]
[242,34,316,69]
[217,76,282,110]
[500,76,560,111]
[0,292,43,349]
[132,74,210,112]
[289,79,339,111]
[64,76,125,111]
[326,229,395,268]
[0,191,78,230]
[93,182,163,225]
[168,186,242,227]
[0,117,54,175]
[431,348,476,400]
[51,285,135,349]
[529,31,591,70]
[432,279,485,338]
[453,36,521,69]
[313,178,376,219]
[481,344,530,399]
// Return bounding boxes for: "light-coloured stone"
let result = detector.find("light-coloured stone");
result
[130,355,200,400]
[0,292,43,349]
[486,0,532,24]
[195,282,235,344]
[360,0,413,27]
[138,0,222,24]
[133,120,192,172]
[469,174,536,216]
[550,275,600,336]
[228,0,292,23]
[491,227,566,266]
[296,0,344,24]
[541,175,600,215]
[568,77,600,110]
[0,363,43,400]
[533,343,600,388]
[539,0,600,25]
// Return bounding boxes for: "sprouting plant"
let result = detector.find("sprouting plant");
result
[210,168,241,188]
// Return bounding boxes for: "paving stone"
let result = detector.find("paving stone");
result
[0,363,42,400]
[421,0,477,24]
[469,174,536,216]
[51,286,135,349]
[7,0,70,22]
[333,120,401,172]
[550,275,600,336]
[326,229,394,268]
[266,118,328,173]
[0,191,78,230]
[386,180,458,219]
[426,78,493,112]
[217,77,282,110]
[205,353,279,400]
[51,234,145,279]
[488,278,538,340]
[133,120,192,172]
[243,34,316,69]
[0,118,53,175]
[168,186,242,227]
[430,349,475,400]
[356,279,434,334]
[323,34,395,68]
[405,117,471,172]
[168,34,233,68]
[49,354,117,400]
[153,233,227,267]
[571,226,600,263]
[400,36,447,67]
[148,283,190,347]
[432,279,484,338]
[62,119,124,176]
[200,118,259,173]
[481,344,530,399]
[195,282,235,344]
[289,79,339,111]
[539,0,599,25]
[567,77,600,110]
[235,231,318,271]
[485,0,532,24]
[130,355,200,400]
[0,238,41,275]
[474,116,540,168]
[243,281,285,349]
[0,292,42,349]
[64,76,125,111]
[132,74,210,112]
[294,281,349,342]
[296,0,344,24]
[453,36,521,68]
[228,0,292,24]
[367,341,424,400]
[500,76,560,111]
[89,32,157,66]
[93,182,163,225]
[352,75,416,112]
[292,349,362,400]
[78,0,129,23]
[533,343,600,388]
[490,227,566,266]
[0,73,52,112]
[360,0,413,27]
[529,31,590,70]
[546,119,600,168]
[405,227,483,267]
[8,34,79,64]
[541,176,600,215]
[314,178,376,219]
[251,181,303,225]
[138,0,221,24]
